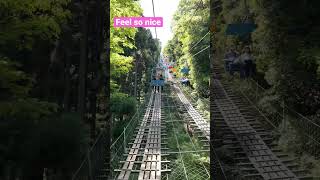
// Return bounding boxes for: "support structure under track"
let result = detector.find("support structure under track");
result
[117,90,168,180]
[173,84,210,141]
[213,78,298,180]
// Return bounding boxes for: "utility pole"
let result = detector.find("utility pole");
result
[151,0,158,39]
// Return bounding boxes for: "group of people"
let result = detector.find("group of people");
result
[224,46,256,78]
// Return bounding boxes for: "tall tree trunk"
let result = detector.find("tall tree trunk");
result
[63,55,71,111]
[78,0,88,123]
[103,0,111,177]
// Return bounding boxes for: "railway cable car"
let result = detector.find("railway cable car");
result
[151,66,165,92]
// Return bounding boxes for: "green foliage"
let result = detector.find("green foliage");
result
[164,95,209,179]
[0,98,59,174]
[0,98,58,121]
[110,0,142,79]
[0,0,71,50]
[110,92,137,139]
[109,1,160,149]
[164,0,210,96]
[111,92,136,117]
[0,0,92,177]
[132,28,160,93]
[0,58,32,99]
[0,109,88,174]
[111,53,134,78]
[212,0,320,116]
[26,113,89,169]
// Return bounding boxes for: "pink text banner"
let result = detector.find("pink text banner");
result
[113,17,163,28]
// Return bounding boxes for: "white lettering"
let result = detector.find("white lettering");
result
[116,19,121,25]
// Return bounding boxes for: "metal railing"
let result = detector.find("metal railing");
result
[71,130,109,180]
[178,84,210,118]
[109,91,151,179]
[72,91,151,180]
[177,83,227,180]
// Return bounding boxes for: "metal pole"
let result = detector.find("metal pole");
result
[134,56,138,98]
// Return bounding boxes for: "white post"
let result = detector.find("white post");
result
[42,168,47,180]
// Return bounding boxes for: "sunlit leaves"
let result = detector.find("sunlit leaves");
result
[164,0,210,96]
[110,53,133,78]
[111,92,136,116]
[110,0,142,79]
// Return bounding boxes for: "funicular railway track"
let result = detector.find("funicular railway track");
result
[117,90,169,180]
[115,83,212,180]
[173,84,210,141]
[212,64,313,179]
[164,83,210,180]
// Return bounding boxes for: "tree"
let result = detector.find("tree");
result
[211,0,320,117]
[164,0,210,97]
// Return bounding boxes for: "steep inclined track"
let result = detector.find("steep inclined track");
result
[173,84,210,140]
[138,91,162,180]
[212,76,298,179]
[117,91,164,180]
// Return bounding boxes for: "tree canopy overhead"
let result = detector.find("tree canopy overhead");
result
[164,0,210,97]
[211,0,320,117]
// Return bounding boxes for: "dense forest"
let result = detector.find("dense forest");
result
[161,1,212,178]
[164,0,210,97]
[0,0,159,179]
[211,0,320,120]
[110,0,160,138]
[211,0,320,176]
[0,1,91,179]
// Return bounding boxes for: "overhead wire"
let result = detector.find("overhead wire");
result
[186,1,210,58]
[190,31,210,51]
[186,0,210,51]
[151,0,158,39]
[192,45,210,57]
